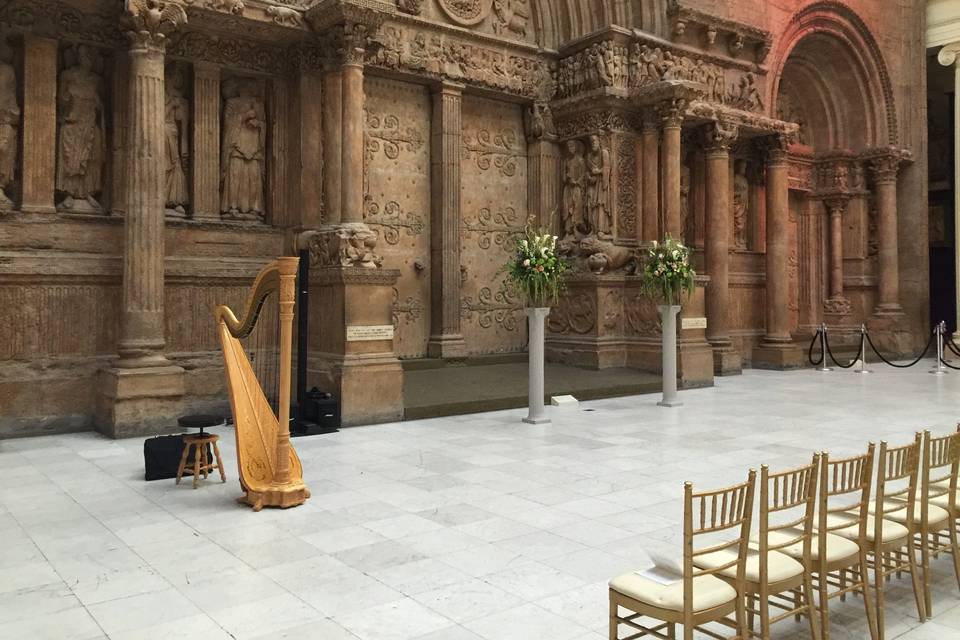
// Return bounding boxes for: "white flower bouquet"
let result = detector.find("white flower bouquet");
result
[503,225,568,308]
[641,235,696,306]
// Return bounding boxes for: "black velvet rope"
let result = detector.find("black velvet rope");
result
[946,334,960,359]
[864,328,935,369]
[824,330,862,369]
[808,328,824,366]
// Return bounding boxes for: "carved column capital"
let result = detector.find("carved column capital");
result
[866,149,906,184]
[825,194,850,217]
[938,42,960,67]
[123,0,187,52]
[296,224,382,269]
[702,120,738,153]
[760,133,791,166]
[658,98,687,129]
[525,101,556,143]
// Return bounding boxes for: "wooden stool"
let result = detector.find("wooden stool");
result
[176,433,226,489]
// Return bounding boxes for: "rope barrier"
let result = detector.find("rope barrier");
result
[824,330,862,369]
[807,328,824,366]
[863,328,935,369]
[947,334,960,359]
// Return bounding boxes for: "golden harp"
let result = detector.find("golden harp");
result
[214,256,310,510]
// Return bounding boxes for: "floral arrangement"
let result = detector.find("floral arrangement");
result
[503,225,568,307]
[641,235,696,306]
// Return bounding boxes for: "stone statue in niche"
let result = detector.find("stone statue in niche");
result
[56,45,106,213]
[0,38,19,210]
[562,139,585,238]
[733,159,749,250]
[585,135,611,238]
[164,67,190,217]
[221,77,266,221]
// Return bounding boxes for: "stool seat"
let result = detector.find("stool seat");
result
[176,433,226,489]
[178,414,225,431]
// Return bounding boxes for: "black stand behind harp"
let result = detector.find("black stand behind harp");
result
[292,249,340,436]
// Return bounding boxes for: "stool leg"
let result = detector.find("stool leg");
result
[201,444,209,480]
[175,441,190,485]
[213,441,226,483]
[192,442,201,489]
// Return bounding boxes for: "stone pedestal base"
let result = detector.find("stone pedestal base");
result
[96,365,185,438]
[752,340,805,370]
[308,266,403,427]
[427,334,468,361]
[710,342,743,376]
[869,309,913,358]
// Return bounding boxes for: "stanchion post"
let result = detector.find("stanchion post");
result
[818,323,831,372]
[931,321,947,375]
[857,323,871,374]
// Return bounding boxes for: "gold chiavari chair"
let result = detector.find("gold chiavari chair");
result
[832,435,925,640]
[776,446,878,640]
[700,458,820,640]
[609,470,756,640]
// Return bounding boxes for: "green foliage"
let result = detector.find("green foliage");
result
[502,224,569,308]
[641,235,696,306]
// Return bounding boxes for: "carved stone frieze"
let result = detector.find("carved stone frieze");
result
[0,0,125,46]
[264,5,304,26]
[297,224,383,269]
[555,109,633,139]
[557,235,639,275]
[461,286,521,331]
[492,0,530,37]
[462,129,521,177]
[396,0,424,15]
[625,293,660,336]
[824,295,851,315]
[547,292,596,335]
[616,137,637,240]
[366,24,551,99]
[437,0,489,26]
[462,206,524,249]
[556,41,630,98]
[184,0,244,18]
[365,200,424,245]
[167,31,289,74]
[392,287,423,326]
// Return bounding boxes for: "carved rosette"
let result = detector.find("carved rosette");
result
[437,0,490,26]
[124,0,188,52]
[297,225,383,269]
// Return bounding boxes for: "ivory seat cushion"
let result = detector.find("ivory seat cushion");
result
[873,498,950,527]
[754,529,859,564]
[929,481,960,511]
[610,572,736,613]
[827,512,909,544]
[695,547,803,584]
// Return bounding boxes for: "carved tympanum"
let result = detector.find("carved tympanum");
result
[0,38,18,210]
[221,77,265,221]
[56,45,106,213]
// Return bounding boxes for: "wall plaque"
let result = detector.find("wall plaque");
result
[681,317,708,330]
[346,325,395,342]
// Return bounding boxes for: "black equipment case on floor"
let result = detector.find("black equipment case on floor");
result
[143,434,212,481]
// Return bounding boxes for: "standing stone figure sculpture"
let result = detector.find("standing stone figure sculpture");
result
[585,135,611,237]
[562,139,585,238]
[56,45,106,213]
[164,67,190,217]
[0,39,18,210]
[221,78,266,221]
[733,159,749,250]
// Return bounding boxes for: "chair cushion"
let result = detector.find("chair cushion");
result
[755,529,859,564]
[610,572,736,613]
[929,482,960,511]
[695,547,803,584]
[873,498,950,527]
[826,513,909,544]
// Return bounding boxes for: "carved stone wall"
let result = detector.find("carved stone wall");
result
[459,95,527,355]
[364,76,430,359]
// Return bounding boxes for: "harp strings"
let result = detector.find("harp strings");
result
[244,290,281,415]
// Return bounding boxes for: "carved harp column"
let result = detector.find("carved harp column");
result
[659,99,685,240]
[118,0,186,367]
[703,120,741,375]
[427,81,467,359]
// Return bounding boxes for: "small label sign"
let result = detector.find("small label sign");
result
[681,317,708,330]
[346,325,395,342]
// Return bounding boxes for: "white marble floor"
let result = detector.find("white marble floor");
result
[3,363,960,639]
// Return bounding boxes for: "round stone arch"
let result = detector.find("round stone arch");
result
[530,0,667,49]
[769,1,897,151]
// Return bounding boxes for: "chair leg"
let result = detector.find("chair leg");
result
[859,554,879,640]
[803,574,822,640]
[906,534,926,622]
[758,591,771,640]
[817,572,831,640]
[175,442,191,485]
[839,569,847,602]
[746,592,755,633]
[921,530,933,617]
[608,596,617,640]
[873,552,885,640]
[213,441,226,482]
[948,519,960,591]
[667,622,676,639]
[192,442,201,489]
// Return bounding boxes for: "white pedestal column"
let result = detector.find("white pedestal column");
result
[658,305,682,407]
[524,307,551,425]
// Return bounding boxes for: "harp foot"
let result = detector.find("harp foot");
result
[238,484,310,511]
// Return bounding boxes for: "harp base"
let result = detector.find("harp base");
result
[238,483,311,512]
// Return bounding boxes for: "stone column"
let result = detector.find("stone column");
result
[659,100,684,239]
[427,81,467,359]
[641,113,659,242]
[322,66,342,225]
[869,153,904,314]
[295,67,323,229]
[826,197,847,302]
[939,45,960,329]
[191,62,220,220]
[98,1,187,437]
[703,121,741,375]
[754,135,803,368]
[20,36,58,214]
[340,23,366,225]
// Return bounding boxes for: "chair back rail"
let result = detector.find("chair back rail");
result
[875,435,922,537]
[759,455,820,573]
[819,445,875,546]
[921,430,960,520]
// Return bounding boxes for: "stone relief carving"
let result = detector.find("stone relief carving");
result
[548,292,596,334]
[437,0,489,25]
[603,290,623,332]
[824,295,851,315]
[461,286,521,331]
[626,293,660,336]
[395,0,424,15]
[221,76,265,221]
[365,200,425,245]
[631,44,725,102]
[298,225,382,269]
[557,41,629,98]
[558,235,639,275]
[727,72,763,112]
[392,287,424,327]
[585,135,612,238]
[616,138,637,240]
[368,25,549,99]
[732,159,748,250]
[56,44,106,213]
[366,111,424,160]
[164,66,190,217]
[524,102,555,142]
[0,38,19,211]
[562,139,586,238]
[556,109,632,139]
[462,129,520,177]
[493,0,529,37]
[264,5,303,26]
[168,32,288,75]
[777,90,807,145]
[680,159,691,241]
[462,206,524,249]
